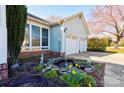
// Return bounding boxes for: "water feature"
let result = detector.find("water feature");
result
[54,58,95,74]
[54,59,75,68]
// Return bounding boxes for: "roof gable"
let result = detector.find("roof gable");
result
[27,12,89,34]
[59,12,89,34]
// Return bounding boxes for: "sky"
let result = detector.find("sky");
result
[27,5,95,21]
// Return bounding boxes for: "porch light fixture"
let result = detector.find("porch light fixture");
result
[64,27,67,33]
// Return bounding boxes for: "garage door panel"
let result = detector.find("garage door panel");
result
[80,39,86,52]
[66,35,78,55]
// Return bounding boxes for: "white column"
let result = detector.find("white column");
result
[60,26,65,53]
[29,24,32,51]
[48,28,50,50]
[0,5,7,64]
[40,27,42,50]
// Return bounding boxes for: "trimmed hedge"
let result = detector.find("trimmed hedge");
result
[88,38,109,52]
[119,38,124,47]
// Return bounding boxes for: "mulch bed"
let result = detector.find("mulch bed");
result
[0,73,68,87]
[0,74,48,87]
[92,63,105,87]
[0,60,68,87]
[0,58,105,87]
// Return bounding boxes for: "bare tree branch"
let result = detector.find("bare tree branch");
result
[88,5,124,47]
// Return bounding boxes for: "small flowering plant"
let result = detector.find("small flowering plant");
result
[68,64,73,69]
[75,63,80,68]
[72,69,76,75]
[68,63,80,70]
[60,67,96,87]
[60,68,84,87]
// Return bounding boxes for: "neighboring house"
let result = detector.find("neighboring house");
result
[21,12,89,57]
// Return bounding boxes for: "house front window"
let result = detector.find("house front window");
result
[42,28,48,49]
[22,24,30,50]
[22,24,49,51]
[32,25,40,46]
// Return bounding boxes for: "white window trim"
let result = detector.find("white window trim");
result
[31,46,41,48]
[42,46,48,48]
[22,24,50,51]
[40,27,42,50]
[31,24,41,49]
[48,28,50,50]
[29,24,32,51]
[22,24,30,48]
[41,28,50,50]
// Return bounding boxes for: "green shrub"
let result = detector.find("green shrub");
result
[110,41,116,47]
[33,64,44,72]
[94,64,102,71]
[60,70,96,87]
[119,38,124,47]
[60,70,84,87]
[44,68,58,78]
[88,38,109,52]
[81,74,96,87]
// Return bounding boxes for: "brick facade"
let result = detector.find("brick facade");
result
[19,50,65,58]
[0,63,8,81]
[19,50,51,58]
[50,51,65,57]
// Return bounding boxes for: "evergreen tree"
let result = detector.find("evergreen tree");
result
[6,5,27,77]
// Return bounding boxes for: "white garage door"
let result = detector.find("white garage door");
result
[65,35,78,55]
[80,39,86,52]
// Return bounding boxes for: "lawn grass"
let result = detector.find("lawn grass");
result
[105,47,124,53]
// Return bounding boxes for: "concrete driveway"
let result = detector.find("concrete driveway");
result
[104,63,124,87]
[67,51,124,65]
[67,51,124,87]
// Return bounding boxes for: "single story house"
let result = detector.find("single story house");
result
[0,5,89,80]
[21,12,89,57]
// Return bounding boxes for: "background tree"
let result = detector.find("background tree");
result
[88,5,124,48]
[47,15,62,22]
[6,5,27,76]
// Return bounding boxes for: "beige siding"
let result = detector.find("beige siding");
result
[63,16,88,38]
[62,15,88,55]
[27,18,50,29]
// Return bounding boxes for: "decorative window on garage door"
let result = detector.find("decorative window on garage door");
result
[66,34,78,39]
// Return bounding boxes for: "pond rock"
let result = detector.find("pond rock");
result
[84,66,95,73]
[59,68,68,74]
